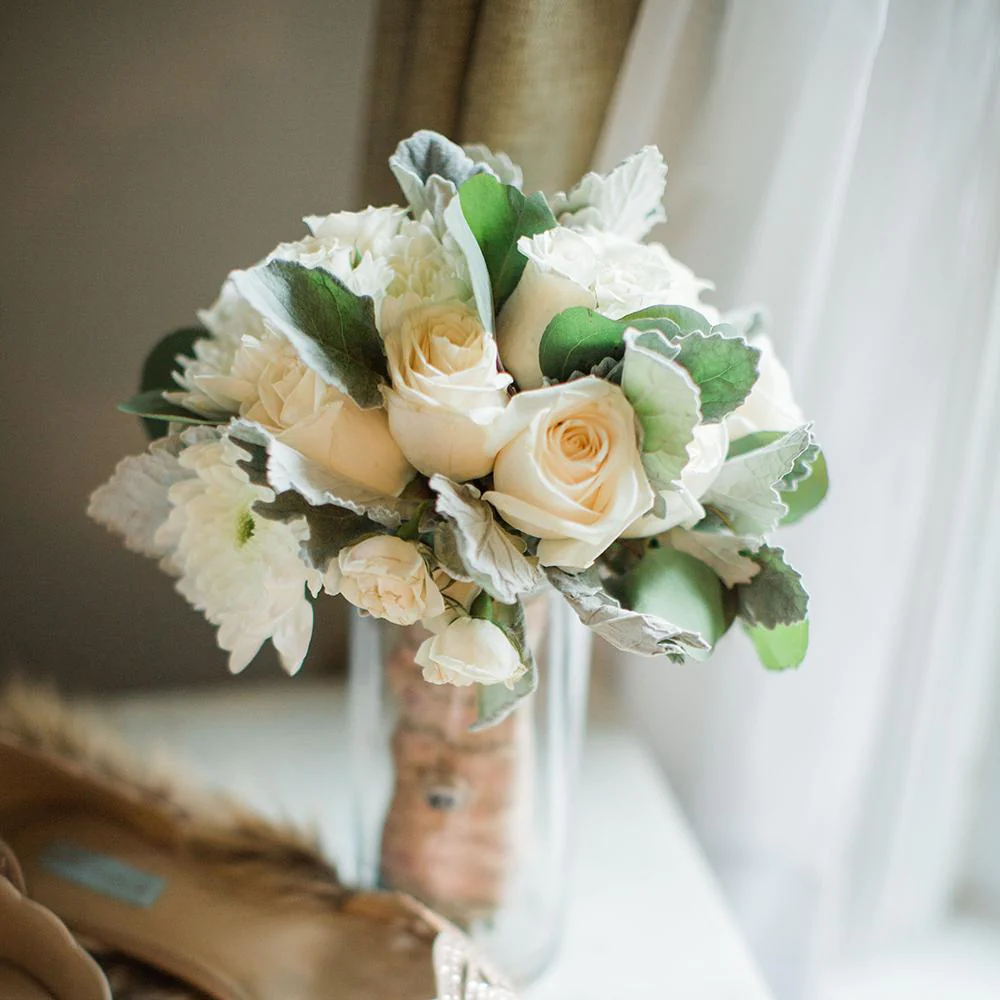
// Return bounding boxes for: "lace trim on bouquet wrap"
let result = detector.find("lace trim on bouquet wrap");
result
[432,930,518,1000]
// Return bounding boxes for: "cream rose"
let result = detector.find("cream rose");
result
[497,227,716,389]
[624,422,729,537]
[726,335,803,440]
[203,328,413,496]
[415,616,524,687]
[382,299,514,481]
[483,376,655,570]
[324,536,445,626]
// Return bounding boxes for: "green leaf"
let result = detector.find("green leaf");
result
[727,432,829,525]
[746,619,809,671]
[546,566,710,659]
[673,330,760,422]
[117,390,219,427]
[621,328,700,491]
[135,327,204,439]
[538,307,688,384]
[621,304,713,335]
[253,490,383,571]
[457,173,557,311]
[430,474,542,603]
[231,260,387,409]
[614,546,727,661]
[703,425,813,536]
[737,545,809,628]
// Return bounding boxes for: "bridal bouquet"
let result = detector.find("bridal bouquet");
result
[90,131,827,727]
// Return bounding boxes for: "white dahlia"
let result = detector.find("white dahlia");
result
[154,434,322,675]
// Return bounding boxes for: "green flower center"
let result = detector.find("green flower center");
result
[236,508,256,547]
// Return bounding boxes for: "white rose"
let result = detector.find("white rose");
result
[415,616,524,687]
[726,335,803,440]
[497,226,716,389]
[483,376,655,570]
[623,422,729,537]
[325,536,445,626]
[204,328,413,495]
[382,299,514,481]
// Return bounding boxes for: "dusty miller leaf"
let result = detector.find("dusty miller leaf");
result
[545,567,709,658]
[389,130,495,219]
[253,490,384,571]
[231,260,387,409]
[737,545,809,628]
[430,475,542,603]
[703,425,813,536]
[669,529,762,588]
[443,194,495,333]
[549,146,668,241]
[463,143,524,189]
[621,328,700,491]
[228,420,420,528]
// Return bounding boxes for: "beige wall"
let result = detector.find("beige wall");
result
[1,2,377,691]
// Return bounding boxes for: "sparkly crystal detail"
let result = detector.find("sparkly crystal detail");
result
[432,930,518,1000]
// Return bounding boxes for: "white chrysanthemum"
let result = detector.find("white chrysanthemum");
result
[519,226,714,320]
[154,434,322,675]
[384,214,471,305]
[169,282,267,417]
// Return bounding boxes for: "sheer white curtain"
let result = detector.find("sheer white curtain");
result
[600,1,1000,997]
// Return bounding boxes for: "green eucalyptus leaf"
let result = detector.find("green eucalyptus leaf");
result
[746,619,809,671]
[231,260,387,409]
[621,304,713,335]
[118,390,219,428]
[673,330,760,422]
[737,545,809,629]
[727,432,829,525]
[538,307,687,384]
[614,546,727,662]
[621,328,700,491]
[457,173,557,311]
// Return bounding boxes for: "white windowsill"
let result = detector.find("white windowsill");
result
[100,671,772,999]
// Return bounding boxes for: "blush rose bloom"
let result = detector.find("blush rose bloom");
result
[381,298,514,481]
[623,422,729,537]
[726,335,803,440]
[483,376,655,570]
[415,617,525,687]
[324,536,445,627]
[497,227,716,389]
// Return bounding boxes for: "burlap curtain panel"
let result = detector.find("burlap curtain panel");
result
[363,0,642,203]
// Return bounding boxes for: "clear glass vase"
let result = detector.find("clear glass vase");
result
[346,587,591,983]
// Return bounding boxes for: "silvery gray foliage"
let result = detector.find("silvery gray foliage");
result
[548,146,668,241]
[545,566,710,658]
[703,425,813,537]
[429,474,543,604]
[87,427,216,560]
[737,545,809,629]
[390,130,497,220]
[464,142,524,189]
[443,194,495,333]
[228,419,420,528]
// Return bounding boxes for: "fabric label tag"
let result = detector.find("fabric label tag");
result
[39,841,165,908]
